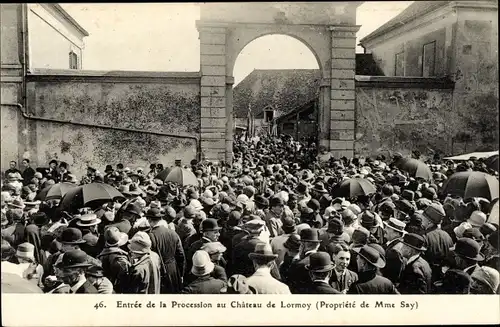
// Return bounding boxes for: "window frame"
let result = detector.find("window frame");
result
[394,51,405,76]
[422,41,436,77]
[69,51,79,70]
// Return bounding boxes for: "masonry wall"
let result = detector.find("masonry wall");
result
[19,70,200,177]
[355,83,476,159]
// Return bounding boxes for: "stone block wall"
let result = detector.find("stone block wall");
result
[17,70,201,178]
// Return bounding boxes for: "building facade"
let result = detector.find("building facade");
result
[359,0,499,151]
[27,4,88,70]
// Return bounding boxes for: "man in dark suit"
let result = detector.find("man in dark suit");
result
[381,218,406,285]
[397,233,433,294]
[185,218,222,282]
[21,159,36,186]
[231,219,268,277]
[55,249,98,294]
[146,208,185,293]
[305,252,341,294]
[286,228,322,294]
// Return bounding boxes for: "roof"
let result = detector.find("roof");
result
[52,4,90,37]
[359,1,449,45]
[233,56,384,119]
[233,69,321,119]
[275,98,316,124]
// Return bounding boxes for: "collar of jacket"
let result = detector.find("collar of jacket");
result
[98,247,128,258]
[356,269,378,283]
[132,253,152,267]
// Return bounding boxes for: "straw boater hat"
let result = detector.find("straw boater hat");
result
[383,218,406,234]
[76,213,101,227]
[7,199,25,210]
[16,242,35,262]
[191,250,215,277]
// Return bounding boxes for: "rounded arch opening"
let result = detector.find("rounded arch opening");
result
[232,34,321,86]
[232,34,322,145]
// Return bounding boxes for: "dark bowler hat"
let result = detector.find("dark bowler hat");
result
[296,181,308,194]
[300,228,321,243]
[401,189,415,202]
[145,208,163,220]
[123,202,142,217]
[383,218,406,234]
[401,233,427,251]
[307,199,321,211]
[451,238,485,261]
[55,249,91,269]
[312,182,328,194]
[423,203,446,225]
[248,242,278,262]
[270,196,284,207]
[360,211,377,228]
[201,218,222,232]
[379,201,396,215]
[283,233,301,251]
[281,216,296,234]
[353,245,386,268]
[58,228,86,245]
[254,195,269,207]
[306,251,334,272]
[327,217,344,234]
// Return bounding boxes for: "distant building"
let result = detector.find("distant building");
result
[358,0,498,149]
[27,4,89,70]
[358,0,498,79]
[232,55,383,138]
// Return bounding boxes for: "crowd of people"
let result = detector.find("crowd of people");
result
[1,135,499,295]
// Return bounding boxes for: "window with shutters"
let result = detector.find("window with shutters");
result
[395,51,404,76]
[69,51,79,69]
[422,41,436,77]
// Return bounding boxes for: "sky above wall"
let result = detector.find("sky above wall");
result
[61,2,413,85]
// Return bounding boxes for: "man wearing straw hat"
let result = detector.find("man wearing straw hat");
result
[246,243,290,294]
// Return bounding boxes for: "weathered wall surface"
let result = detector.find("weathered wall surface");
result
[355,83,454,158]
[452,11,499,152]
[21,70,200,177]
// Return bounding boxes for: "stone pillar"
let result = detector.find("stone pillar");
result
[329,25,359,159]
[1,4,25,170]
[318,78,331,150]
[225,76,234,164]
[198,24,228,163]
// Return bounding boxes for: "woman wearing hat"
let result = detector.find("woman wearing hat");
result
[97,226,131,293]
[10,242,45,289]
[201,241,228,282]
[126,231,161,294]
[182,250,226,294]
[347,245,399,294]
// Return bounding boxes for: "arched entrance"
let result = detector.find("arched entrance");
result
[196,2,362,163]
[232,34,321,143]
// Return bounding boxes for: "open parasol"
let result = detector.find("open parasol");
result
[396,158,433,181]
[59,183,125,213]
[164,166,198,186]
[440,171,499,201]
[335,178,377,199]
[35,182,77,201]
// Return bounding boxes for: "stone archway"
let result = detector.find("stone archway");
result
[196,2,362,163]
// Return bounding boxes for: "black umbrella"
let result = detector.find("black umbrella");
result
[335,178,377,199]
[440,171,499,201]
[59,183,125,213]
[397,158,432,181]
[35,182,77,201]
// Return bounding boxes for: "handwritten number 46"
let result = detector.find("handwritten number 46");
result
[94,301,105,310]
